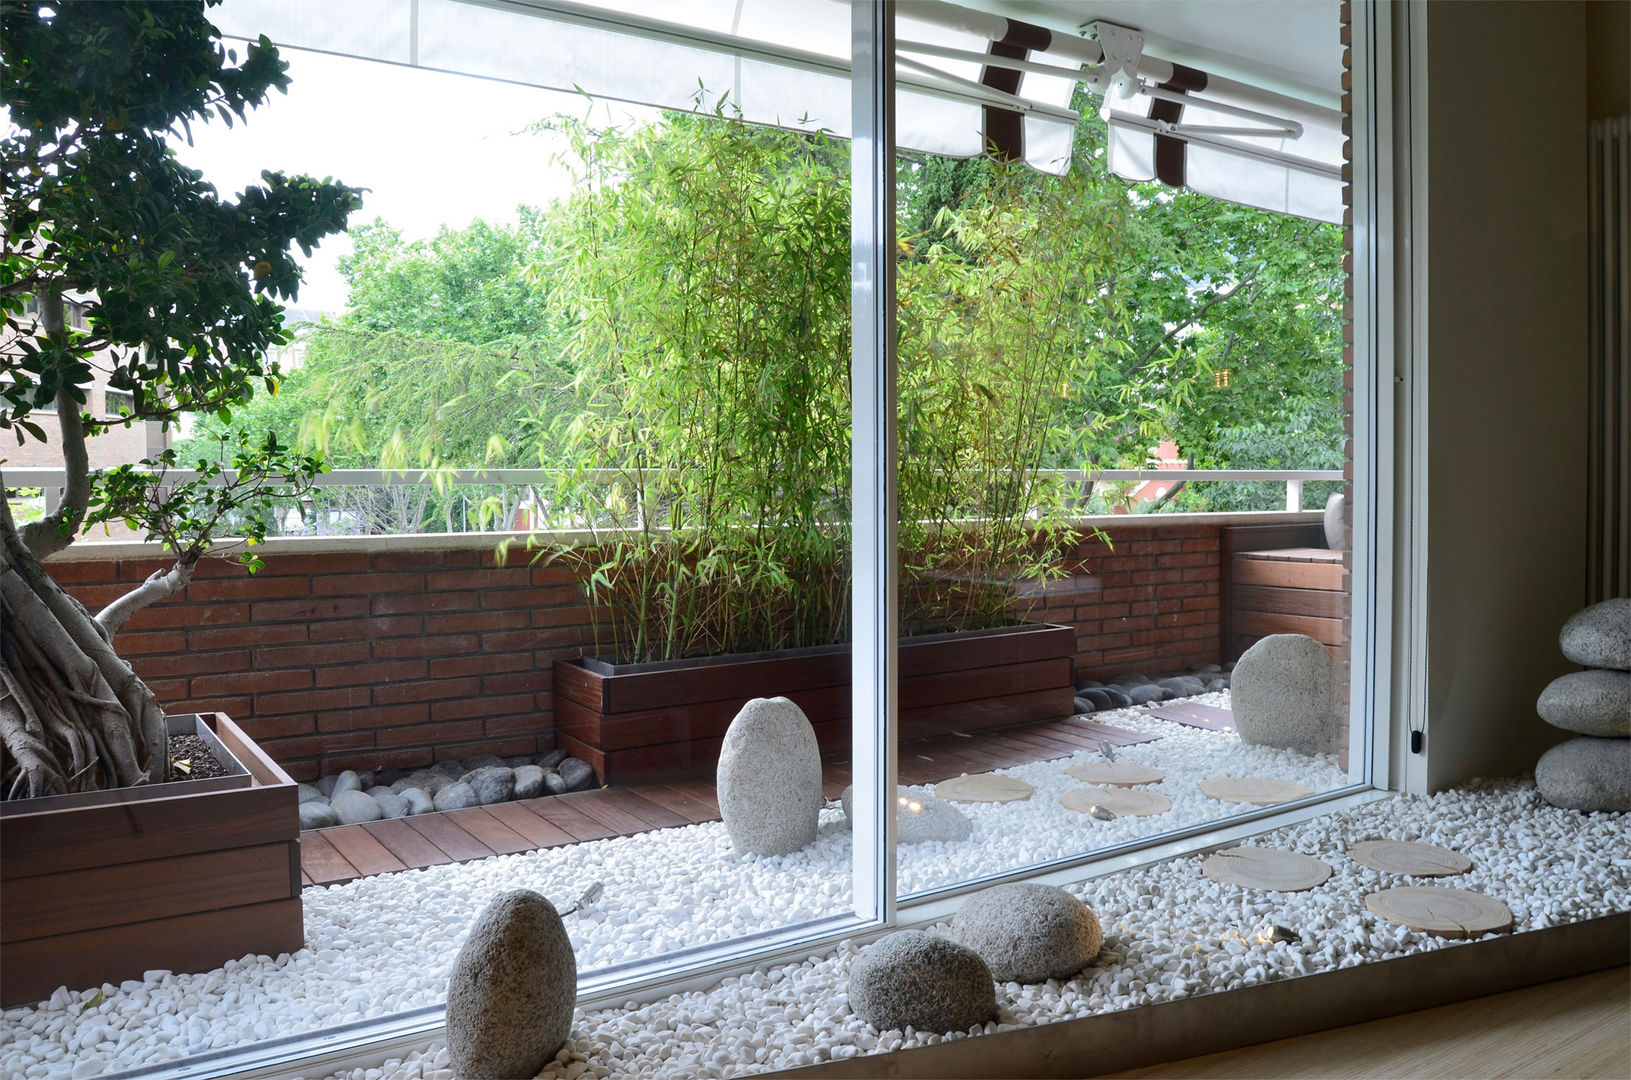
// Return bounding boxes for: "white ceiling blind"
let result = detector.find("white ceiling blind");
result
[210,0,1344,216]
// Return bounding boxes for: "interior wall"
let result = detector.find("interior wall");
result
[1421,1,1590,790]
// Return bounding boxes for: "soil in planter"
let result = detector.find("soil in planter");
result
[167,733,227,782]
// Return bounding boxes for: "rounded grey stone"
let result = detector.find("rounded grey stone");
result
[716,697,824,856]
[537,748,569,769]
[1324,491,1347,550]
[1206,676,1229,693]
[433,761,466,779]
[503,755,534,769]
[840,786,973,844]
[1110,672,1154,687]
[1535,737,1631,812]
[1099,687,1132,707]
[446,890,576,1080]
[330,789,384,825]
[1231,633,1338,755]
[513,765,546,800]
[1559,599,1631,671]
[461,754,507,773]
[399,787,434,815]
[298,800,339,831]
[1537,669,1631,736]
[392,770,450,797]
[433,782,479,812]
[373,768,403,787]
[541,768,569,796]
[1192,663,1223,674]
[314,774,340,797]
[558,757,597,792]
[1073,696,1097,715]
[1158,675,1208,697]
[1127,684,1164,705]
[949,883,1103,983]
[365,786,410,820]
[848,931,996,1033]
[296,783,325,805]
[329,770,364,799]
[463,766,516,806]
[1080,688,1114,711]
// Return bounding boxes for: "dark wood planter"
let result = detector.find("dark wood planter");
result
[554,622,1077,784]
[0,713,303,1008]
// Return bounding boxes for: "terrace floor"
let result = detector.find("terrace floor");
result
[299,714,1161,886]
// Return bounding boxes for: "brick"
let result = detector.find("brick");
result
[373,676,481,705]
[431,693,536,723]
[112,630,188,655]
[191,669,311,696]
[260,730,375,759]
[371,633,480,659]
[484,670,552,695]
[184,575,311,602]
[252,596,369,622]
[70,583,146,608]
[191,623,306,650]
[257,552,373,576]
[125,602,252,630]
[321,747,431,773]
[132,650,251,679]
[369,591,477,615]
[238,713,318,739]
[482,584,579,609]
[39,559,119,584]
[373,719,484,749]
[528,566,578,586]
[488,627,587,652]
[255,685,371,716]
[370,549,480,571]
[313,659,428,688]
[482,712,549,737]
[531,606,594,628]
[253,641,372,669]
[424,609,529,635]
[165,695,253,718]
[425,568,524,591]
[311,571,426,597]
[316,704,429,732]
[429,653,533,679]
[309,616,422,642]
[141,678,191,705]
[434,737,539,762]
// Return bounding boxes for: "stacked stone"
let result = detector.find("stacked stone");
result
[1534,599,1631,813]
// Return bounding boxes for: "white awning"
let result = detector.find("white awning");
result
[210,0,1343,216]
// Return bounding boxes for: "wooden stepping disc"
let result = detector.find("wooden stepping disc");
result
[935,773,1034,804]
[1202,846,1333,892]
[1347,840,1473,877]
[1365,886,1513,939]
[1199,776,1315,806]
[1061,786,1172,817]
[1065,761,1166,787]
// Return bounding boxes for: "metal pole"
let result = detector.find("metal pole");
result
[850,0,898,926]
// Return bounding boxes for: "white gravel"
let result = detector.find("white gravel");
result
[2,697,1623,1080]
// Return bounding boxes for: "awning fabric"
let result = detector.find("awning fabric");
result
[210,0,1343,218]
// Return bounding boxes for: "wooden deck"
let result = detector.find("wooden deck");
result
[300,716,1157,886]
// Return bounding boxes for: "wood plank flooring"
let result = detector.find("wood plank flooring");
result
[300,716,1155,886]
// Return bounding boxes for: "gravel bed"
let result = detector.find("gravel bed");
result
[2,696,1619,1079]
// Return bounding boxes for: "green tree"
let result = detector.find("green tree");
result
[1,0,358,797]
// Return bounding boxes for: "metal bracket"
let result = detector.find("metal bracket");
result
[1081,20,1145,98]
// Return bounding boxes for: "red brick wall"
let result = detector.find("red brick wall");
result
[50,548,589,782]
[1033,524,1224,680]
[49,524,1227,779]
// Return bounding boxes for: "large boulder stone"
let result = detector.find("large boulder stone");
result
[558,757,597,792]
[330,770,365,799]
[446,890,576,1080]
[1559,598,1631,671]
[298,800,338,831]
[1323,492,1347,550]
[716,697,824,856]
[1537,669,1631,737]
[463,766,516,806]
[949,883,1102,983]
[841,786,973,844]
[433,782,479,812]
[1535,737,1631,812]
[848,931,996,1033]
[1231,633,1339,755]
[513,765,546,800]
[330,790,384,825]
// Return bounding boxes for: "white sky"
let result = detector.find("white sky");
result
[169,46,650,312]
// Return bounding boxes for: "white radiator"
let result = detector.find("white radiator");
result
[1588,117,1630,603]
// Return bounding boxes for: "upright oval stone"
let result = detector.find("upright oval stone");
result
[1559,598,1631,670]
[1537,669,1631,736]
[446,890,576,1080]
[1535,737,1631,812]
[717,697,824,856]
[848,931,996,1032]
[1230,633,1339,755]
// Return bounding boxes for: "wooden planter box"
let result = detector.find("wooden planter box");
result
[554,622,1077,784]
[0,713,303,1008]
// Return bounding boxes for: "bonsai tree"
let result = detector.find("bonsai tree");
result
[0,1,360,798]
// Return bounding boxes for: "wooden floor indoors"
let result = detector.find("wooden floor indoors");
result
[300,715,1157,886]
[1101,964,1631,1079]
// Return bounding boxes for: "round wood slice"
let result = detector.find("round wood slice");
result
[1065,761,1166,787]
[1347,840,1473,877]
[1202,846,1333,892]
[934,773,1034,804]
[1364,886,1513,939]
[1061,786,1172,817]
[1199,776,1316,806]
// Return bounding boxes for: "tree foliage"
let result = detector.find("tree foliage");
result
[0,0,358,797]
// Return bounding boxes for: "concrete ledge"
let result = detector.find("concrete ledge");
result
[767,912,1630,1078]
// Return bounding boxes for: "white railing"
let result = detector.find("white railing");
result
[5,466,1343,533]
